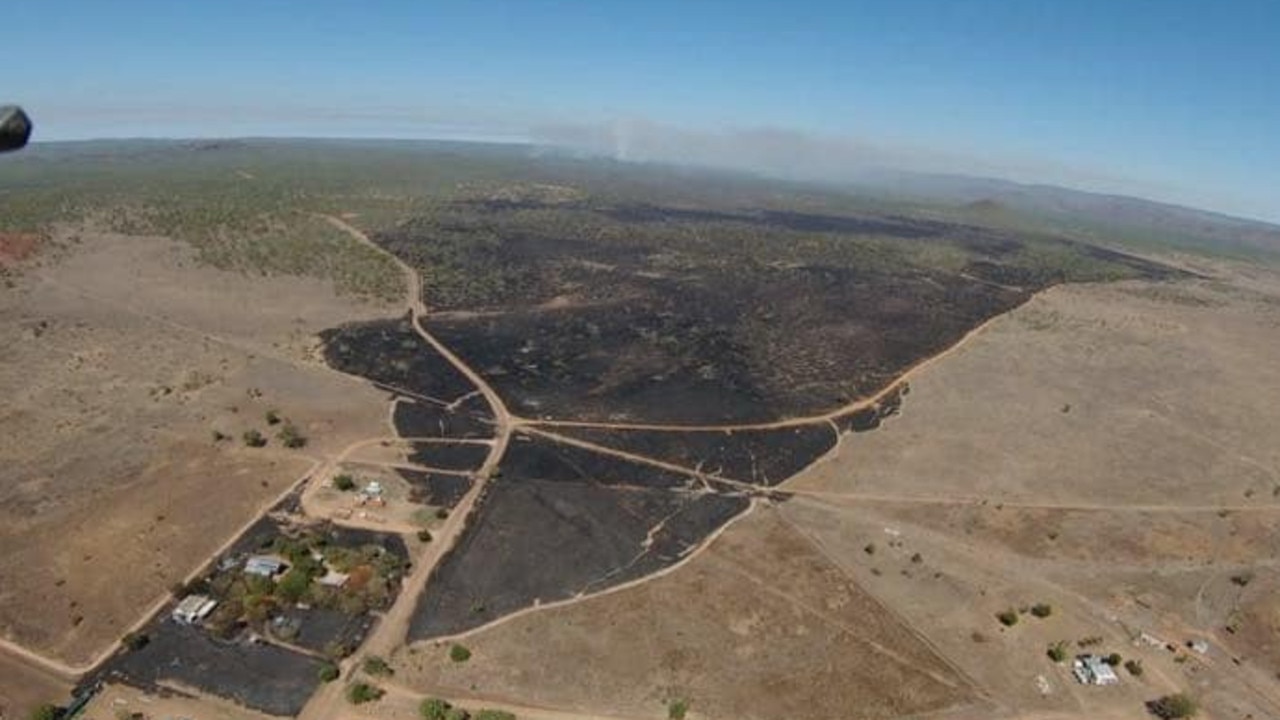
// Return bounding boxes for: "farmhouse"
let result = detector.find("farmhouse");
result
[245,555,288,577]
[1072,655,1119,686]
[171,594,217,625]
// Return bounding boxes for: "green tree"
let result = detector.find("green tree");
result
[277,567,312,604]
[474,711,515,720]
[1047,641,1069,663]
[318,663,340,683]
[243,429,267,448]
[1125,659,1144,676]
[333,474,357,491]
[1030,603,1053,618]
[996,609,1019,627]
[346,682,385,705]
[449,643,472,663]
[265,409,282,425]
[668,698,689,720]
[420,698,451,720]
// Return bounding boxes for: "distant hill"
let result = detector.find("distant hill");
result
[852,171,1280,259]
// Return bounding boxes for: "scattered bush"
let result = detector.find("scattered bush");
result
[863,543,876,555]
[668,698,689,720]
[474,711,516,720]
[1125,659,1144,676]
[1104,652,1122,666]
[318,663,340,682]
[435,507,450,520]
[324,639,355,660]
[29,704,60,720]
[444,709,469,720]
[420,698,451,720]
[346,682,385,705]
[996,609,1019,627]
[211,430,229,442]
[278,422,307,448]
[1030,603,1053,618]
[1047,641,1069,663]
[417,529,434,542]
[910,552,923,564]
[243,429,267,448]
[449,643,472,663]
[1148,693,1198,719]
[363,655,393,677]
[1230,572,1253,587]
[265,409,282,425]
[122,631,150,651]
[333,474,357,491]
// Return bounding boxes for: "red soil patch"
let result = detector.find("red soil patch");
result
[0,232,42,267]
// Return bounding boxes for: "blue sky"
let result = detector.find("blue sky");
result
[8,0,1279,221]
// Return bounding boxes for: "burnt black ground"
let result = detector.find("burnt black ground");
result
[407,467,748,639]
[278,607,374,656]
[392,399,493,439]
[387,200,1179,424]
[406,442,490,472]
[320,314,477,404]
[397,469,474,509]
[501,433,700,490]
[547,423,838,486]
[330,198,1184,642]
[422,266,1026,424]
[103,622,322,716]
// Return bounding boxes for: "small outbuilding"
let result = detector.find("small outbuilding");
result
[1072,655,1119,686]
[172,594,218,625]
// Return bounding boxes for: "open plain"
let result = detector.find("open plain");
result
[2,141,1279,720]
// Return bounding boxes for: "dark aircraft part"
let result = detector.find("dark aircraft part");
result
[0,106,32,152]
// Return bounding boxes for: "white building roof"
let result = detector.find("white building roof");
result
[245,555,288,576]
[172,594,218,623]
[1072,655,1119,685]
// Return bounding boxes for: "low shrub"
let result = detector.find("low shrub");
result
[449,643,472,663]
[346,682,384,705]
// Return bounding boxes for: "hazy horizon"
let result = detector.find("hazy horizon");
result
[11,1,1279,222]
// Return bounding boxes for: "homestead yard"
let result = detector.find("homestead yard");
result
[0,228,393,672]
